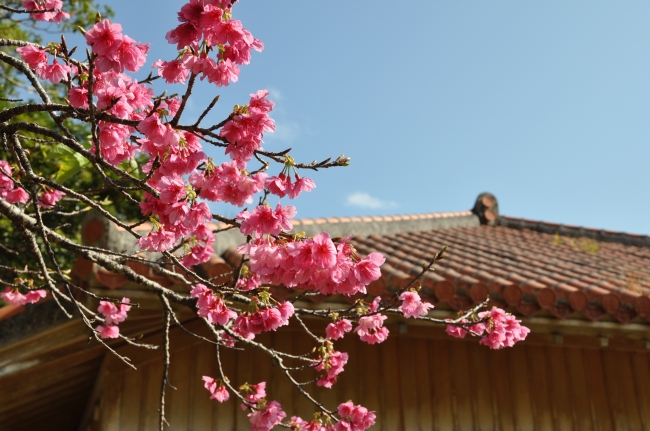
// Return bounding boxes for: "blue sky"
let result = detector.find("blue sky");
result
[76,2,650,233]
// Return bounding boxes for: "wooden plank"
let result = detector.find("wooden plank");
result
[101,370,123,431]
[78,354,108,431]
[119,367,143,430]
[190,343,213,430]
[581,348,614,431]
[546,345,575,431]
[1,354,102,411]
[271,329,295,420]
[139,360,164,431]
[489,349,516,431]
[470,342,495,431]
[337,334,360,411]
[0,344,104,397]
[429,339,453,431]
[564,347,594,431]
[357,337,382,419]
[631,351,650,431]
[214,344,237,431]
[167,346,191,429]
[106,318,208,373]
[610,350,643,430]
[602,349,630,430]
[0,319,87,365]
[413,338,434,431]
[397,335,420,431]
[380,334,403,431]
[449,340,475,431]
[288,331,317,419]
[508,346,534,431]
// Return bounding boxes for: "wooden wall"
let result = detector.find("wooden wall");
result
[81,320,650,431]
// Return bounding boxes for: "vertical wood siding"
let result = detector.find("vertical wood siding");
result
[85,329,650,431]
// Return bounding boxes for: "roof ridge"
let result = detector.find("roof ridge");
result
[214,210,479,255]
[498,216,650,248]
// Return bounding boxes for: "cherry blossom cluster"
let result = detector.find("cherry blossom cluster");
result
[0,287,46,307]
[289,404,377,431]
[334,402,376,431]
[353,297,389,345]
[0,159,65,206]
[0,160,29,205]
[265,157,316,199]
[237,226,386,298]
[191,284,237,325]
[157,0,262,87]
[136,91,276,265]
[16,15,277,267]
[398,290,434,318]
[219,89,276,161]
[325,318,352,341]
[95,297,131,339]
[232,299,294,340]
[22,0,69,23]
[248,400,286,431]
[202,375,230,402]
[232,382,286,431]
[445,307,530,349]
[16,44,74,84]
[85,19,149,73]
[314,343,349,388]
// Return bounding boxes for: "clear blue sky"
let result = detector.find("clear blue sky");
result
[88,1,650,234]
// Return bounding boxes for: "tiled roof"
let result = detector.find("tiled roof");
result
[352,223,650,324]
[60,194,650,327]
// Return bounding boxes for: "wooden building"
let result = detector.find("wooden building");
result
[2,194,650,430]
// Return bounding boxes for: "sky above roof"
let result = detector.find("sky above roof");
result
[86,1,650,234]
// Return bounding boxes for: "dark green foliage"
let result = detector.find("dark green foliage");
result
[0,1,146,287]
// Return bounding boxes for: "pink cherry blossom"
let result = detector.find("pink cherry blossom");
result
[191,284,237,326]
[96,324,120,339]
[5,187,29,204]
[249,90,275,113]
[16,45,48,73]
[137,228,177,252]
[311,232,337,269]
[0,160,13,189]
[115,36,150,72]
[152,59,190,84]
[1,287,46,306]
[354,312,388,345]
[265,173,291,198]
[97,297,131,329]
[68,85,89,109]
[22,0,69,22]
[350,252,385,286]
[398,291,434,319]
[248,400,286,431]
[244,381,267,405]
[202,376,230,402]
[38,189,65,208]
[325,319,352,340]
[85,19,123,57]
[335,402,376,431]
[478,308,530,349]
[42,59,72,83]
[315,350,348,388]
[445,321,469,339]
[288,173,316,199]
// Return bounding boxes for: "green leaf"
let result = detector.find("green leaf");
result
[48,144,90,184]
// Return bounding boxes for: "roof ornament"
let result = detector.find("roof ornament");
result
[472,192,499,226]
